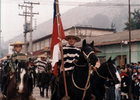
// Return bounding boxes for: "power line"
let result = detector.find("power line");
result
[40,2,140,7]
[2,0,140,7]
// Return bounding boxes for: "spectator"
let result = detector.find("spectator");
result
[0,59,4,73]
[133,77,140,100]
[137,62,140,68]
[134,63,138,71]
[131,75,137,99]
[0,59,4,86]
[130,63,134,69]
[122,65,125,69]
[115,65,121,100]
[120,66,130,99]
[121,64,132,76]
[117,65,121,74]
[130,68,137,83]
[0,59,4,91]
[137,68,140,80]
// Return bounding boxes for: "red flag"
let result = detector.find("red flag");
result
[51,0,65,77]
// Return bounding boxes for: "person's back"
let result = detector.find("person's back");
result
[37,55,47,85]
[36,55,48,97]
[37,55,47,73]
[120,66,130,94]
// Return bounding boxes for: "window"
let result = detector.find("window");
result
[33,43,36,52]
[36,42,40,51]
[41,40,45,49]
[27,45,30,52]
[45,39,49,47]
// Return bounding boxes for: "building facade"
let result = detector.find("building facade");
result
[26,26,114,58]
[26,26,140,67]
[75,29,140,67]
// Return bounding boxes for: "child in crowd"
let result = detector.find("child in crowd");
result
[137,68,140,80]
[130,68,137,83]
[133,77,140,100]
[131,75,137,99]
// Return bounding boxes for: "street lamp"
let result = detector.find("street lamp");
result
[121,40,128,67]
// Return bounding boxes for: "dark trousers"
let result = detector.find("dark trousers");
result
[59,70,72,99]
[30,72,36,87]
[105,86,115,100]
[2,72,9,95]
[28,75,33,94]
[51,74,56,94]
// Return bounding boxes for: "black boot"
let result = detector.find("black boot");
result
[2,83,7,96]
[28,76,33,94]
[2,74,9,96]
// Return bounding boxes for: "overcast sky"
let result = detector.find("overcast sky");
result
[1,0,98,42]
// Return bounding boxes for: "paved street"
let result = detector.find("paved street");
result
[0,86,52,100]
[32,86,51,100]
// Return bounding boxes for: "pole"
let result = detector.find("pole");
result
[19,4,31,53]
[121,41,123,67]
[24,5,27,53]
[30,3,33,57]
[24,1,39,58]
[56,0,68,97]
[128,0,131,64]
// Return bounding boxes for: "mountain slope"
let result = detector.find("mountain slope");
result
[6,0,140,43]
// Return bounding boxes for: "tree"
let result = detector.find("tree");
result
[124,9,140,30]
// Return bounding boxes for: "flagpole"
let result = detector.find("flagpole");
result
[56,0,68,97]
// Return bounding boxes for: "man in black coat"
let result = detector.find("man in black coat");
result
[133,78,140,100]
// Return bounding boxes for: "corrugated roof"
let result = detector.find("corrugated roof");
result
[64,26,115,32]
[75,29,140,46]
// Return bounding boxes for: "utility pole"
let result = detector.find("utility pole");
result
[19,4,31,53]
[24,1,39,58]
[128,0,131,64]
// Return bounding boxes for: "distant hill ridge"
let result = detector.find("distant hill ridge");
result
[6,0,140,44]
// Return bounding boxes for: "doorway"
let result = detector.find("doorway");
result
[119,55,127,68]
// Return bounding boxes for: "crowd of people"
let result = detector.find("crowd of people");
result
[105,62,140,100]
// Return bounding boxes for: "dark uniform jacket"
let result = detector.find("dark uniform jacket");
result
[133,82,140,96]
